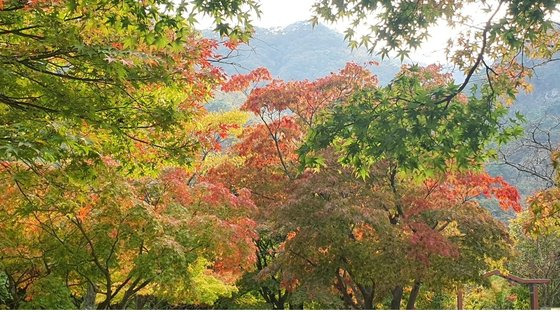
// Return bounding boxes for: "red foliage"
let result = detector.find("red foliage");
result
[236,62,378,126]
[408,222,460,265]
[213,217,258,281]
[199,182,257,212]
[161,168,193,207]
[221,67,272,92]
[406,172,521,219]
[234,117,302,168]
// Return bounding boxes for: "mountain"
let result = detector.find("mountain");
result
[204,22,400,83]
[204,22,400,112]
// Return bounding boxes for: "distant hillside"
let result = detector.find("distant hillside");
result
[488,61,560,195]
[205,22,400,83]
[204,22,399,112]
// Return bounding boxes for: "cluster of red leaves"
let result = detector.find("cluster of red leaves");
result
[161,168,257,213]
[161,168,193,207]
[205,161,291,215]
[221,67,272,92]
[234,117,302,169]
[223,39,241,51]
[242,80,300,114]
[213,217,258,281]
[194,122,240,153]
[443,172,521,212]
[172,37,232,109]
[199,182,257,212]
[407,171,522,219]
[234,62,378,126]
[400,171,521,265]
[408,222,460,265]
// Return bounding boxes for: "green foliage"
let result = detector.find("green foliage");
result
[464,277,529,310]
[0,272,10,307]
[18,276,75,310]
[0,0,258,173]
[161,257,237,306]
[300,65,522,177]
[414,290,456,310]
[214,291,272,309]
[312,0,560,63]
[312,0,460,57]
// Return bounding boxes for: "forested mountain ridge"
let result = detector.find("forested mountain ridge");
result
[204,22,399,81]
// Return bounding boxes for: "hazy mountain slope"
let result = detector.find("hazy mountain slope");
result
[206,22,399,83]
[204,22,399,112]
[488,61,560,195]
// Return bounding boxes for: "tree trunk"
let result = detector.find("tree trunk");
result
[363,291,374,310]
[273,298,286,310]
[406,281,421,310]
[81,283,97,310]
[358,284,375,310]
[390,286,403,309]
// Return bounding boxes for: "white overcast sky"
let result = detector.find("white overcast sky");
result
[253,0,318,28]
[196,0,493,64]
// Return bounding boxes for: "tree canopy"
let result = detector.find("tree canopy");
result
[2,0,560,309]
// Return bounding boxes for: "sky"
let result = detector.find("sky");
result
[196,0,493,65]
[252,0,317,28]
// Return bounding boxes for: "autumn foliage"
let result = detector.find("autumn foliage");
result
[0,3,528,306]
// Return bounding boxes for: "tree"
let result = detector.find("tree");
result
[311,0,559,105]
[272,151,518,309]
[209,63,379,309]
[0,0,259,174]
[0,106,259,309]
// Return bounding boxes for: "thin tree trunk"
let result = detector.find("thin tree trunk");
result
[357,283,375,310]
[363,290,374,310]
[390,286,403,310]
[406,281,421,310]
[81,283,97,310]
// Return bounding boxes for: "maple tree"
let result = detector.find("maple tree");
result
[0,0,259,175]
[0,104,259,309]
[208,63,379,308]
[270,151,518,309]
[311,0,560,109]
